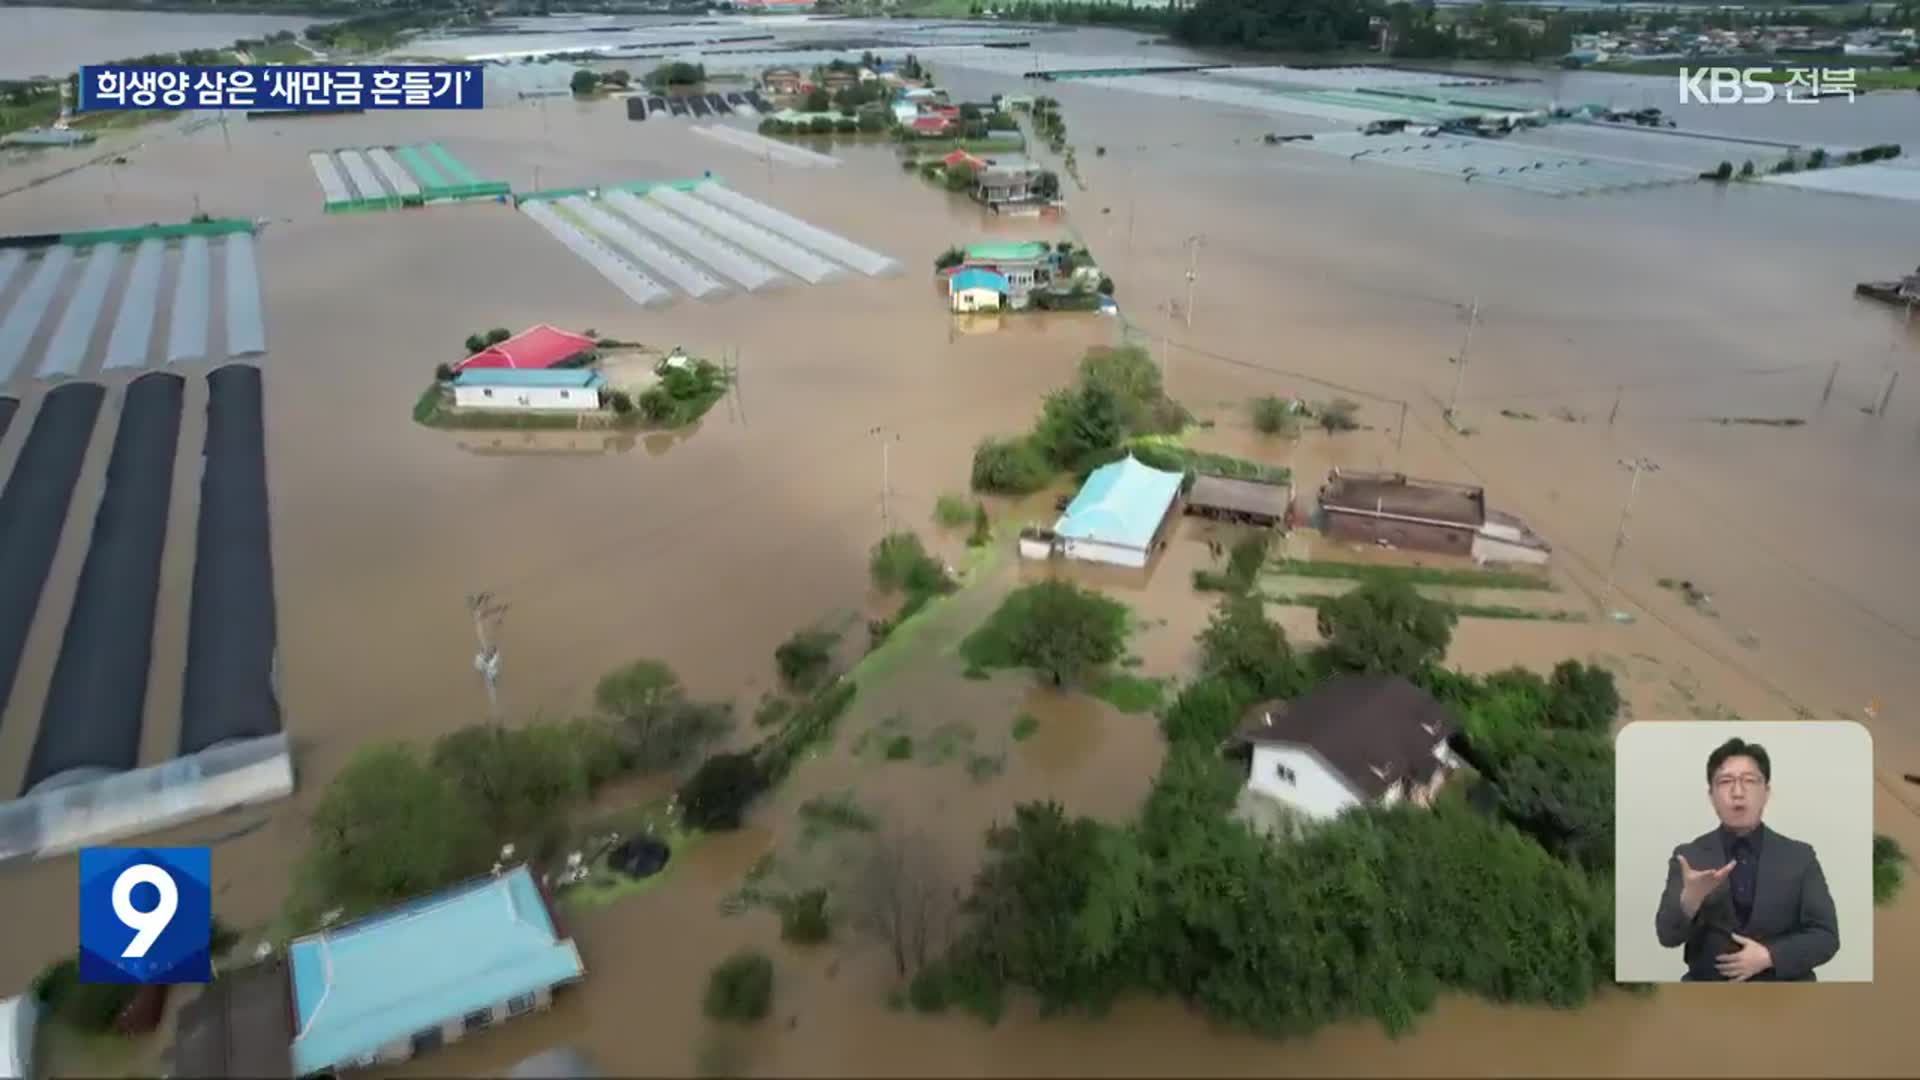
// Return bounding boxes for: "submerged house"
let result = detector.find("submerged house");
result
[452,368,606,413]
[973,155,1043,206]
[1317,468,1550,567]
[1234,675,1461,824]
[948,267,1009,312]
[288,866,585,1076]
[959,240,1052,307]
[1039,454,1184,568]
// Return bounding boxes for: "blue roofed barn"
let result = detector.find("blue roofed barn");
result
[948,267,1009,313]
[1050,454,1185,568]
[287,865,585,1076]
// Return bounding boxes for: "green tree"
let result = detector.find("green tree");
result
[869,531,949,596]
[775,627,838,691]
[430,723,588,856]
[1033,170,1060,199]
[956,802,1147,1010]
[1485,729,1615,873]
[968,501,992,547]
[934,246,966,270]
[1874,833,1907,906]
[1546,659,1621,734]
[595,659,731,770]
[1250,395,1298,436]
[570,68,598,96]
[296,744,493,917]
[803,87,832,112]
[977,580,1128,686]
[704,949,774,1022]
[1159,674,1252,747]
[464,333,487,354]
[970,436,1051,494]
[1197,593,1304,700]
[1035,381,1124,469]
[680,751,769,831]
[1316,578,1456,676]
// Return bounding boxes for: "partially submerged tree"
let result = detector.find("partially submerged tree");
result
[1316,578,1455,676]
[431,723,587,858]
[849,829,956,978]
[962,580,1128,687]
[594,659,731,771]
[296,744,493,917]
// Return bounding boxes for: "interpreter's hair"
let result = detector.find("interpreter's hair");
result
[1706,737,1772,785]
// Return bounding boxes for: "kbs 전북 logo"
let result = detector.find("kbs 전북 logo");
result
[78,847,213,984]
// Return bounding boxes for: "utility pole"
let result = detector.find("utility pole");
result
[1604,456,1659,617]
[1395,400,1407,460]
[1446,296,1478,425]
[1820,360,1839,406]
[870,426,898,534]
[466,592,507,721]
[1877,368,1899,417]
[1608,384,1623,427]
[1183,234,1200,331]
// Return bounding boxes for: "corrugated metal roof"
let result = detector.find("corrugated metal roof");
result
[454,368,604,389]
[1053,455,1183,550]
[289,867,585,1076]
[964,240,1050,264]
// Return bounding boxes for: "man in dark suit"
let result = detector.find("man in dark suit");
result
[1655,737,1840,981]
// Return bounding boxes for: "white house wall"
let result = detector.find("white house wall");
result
[952,287,1001,312]
[1059,538,1147,569]
[453,385,599,412]
[1247,744,1361,821]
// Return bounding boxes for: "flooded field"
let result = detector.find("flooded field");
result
[1,16,1917,1076]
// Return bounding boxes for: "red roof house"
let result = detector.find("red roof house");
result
[910,115,952,136]
[454,325,598,372]
[942,149,985,171]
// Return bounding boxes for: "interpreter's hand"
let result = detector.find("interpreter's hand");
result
[1715,933,1773,981]
[1676,855,1736,917]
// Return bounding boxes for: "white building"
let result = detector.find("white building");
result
[1046,454,1185,569]
[948,267,1009,313]
[1234,675,1461,824]
[1471,509,1552,567]
[452,368,605,412]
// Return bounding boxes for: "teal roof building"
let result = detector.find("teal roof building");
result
[452,368,604,390]
[288,866,585,1076]
[1052,455,1184,567]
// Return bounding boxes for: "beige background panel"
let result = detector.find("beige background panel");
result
[1615,720,1875,983]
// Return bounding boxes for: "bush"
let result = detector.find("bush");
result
[1315,397,1361,433]
[775,627,838,691]
[608,389,633,415]
[933,493,974,528]
[704,949,774,1022]
[1096,276,1115,296]
[1250,395,1298,436]
[680,752,769,831]
[1875,832,1907,906]
[968,502,992,547]
[1739,159,1755,177]
[934,246,966,271]
[870,531,949,597]
[884,734,915,760]
[570,69,598,96]
[780,889,832,944]
[1317,578,1456,676]
[971,436,1051,494]
[32,957,139,1032]
[1806,147,1827,169]
[638,387,674,422]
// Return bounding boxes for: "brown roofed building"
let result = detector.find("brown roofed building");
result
[1318,468,1484,555]
[171,960,296,1078]
[1234,674,1461,823]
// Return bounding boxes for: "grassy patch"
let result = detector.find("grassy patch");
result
[1091,672,1165,714]
[934,493,975,528]
[852,713,910,762]
[851,543,1000,689]
[1012,712,1040,742]
[1269,558,1553,591]
[965,752,1006,782]
[797,791,878,849]
[0,92,61,137]
[559,801,700,912]
[1126,434,1290,484]
[1262,591,1586,622]
[921,721,977,765]
[883,734,915,761]
[250,39,313,63]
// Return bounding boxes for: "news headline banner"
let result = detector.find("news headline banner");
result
[78,65,484,112]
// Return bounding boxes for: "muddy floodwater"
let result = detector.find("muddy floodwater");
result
[1,18,1917,1075]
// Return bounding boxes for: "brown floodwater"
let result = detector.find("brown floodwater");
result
[1,24,1917,1073]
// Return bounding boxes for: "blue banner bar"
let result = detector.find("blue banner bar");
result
[78,65,484,112]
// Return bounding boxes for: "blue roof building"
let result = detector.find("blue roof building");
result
[949,268,1010,294]
[1051,455,1185,568]
[288,866,586,1076]
[451,368,605,390]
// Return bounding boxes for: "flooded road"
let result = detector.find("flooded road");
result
[1,18,1917,1074]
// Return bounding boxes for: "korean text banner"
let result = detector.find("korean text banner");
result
[78,65,484,111]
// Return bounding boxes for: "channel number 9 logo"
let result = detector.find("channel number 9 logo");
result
[78,847,213,984]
